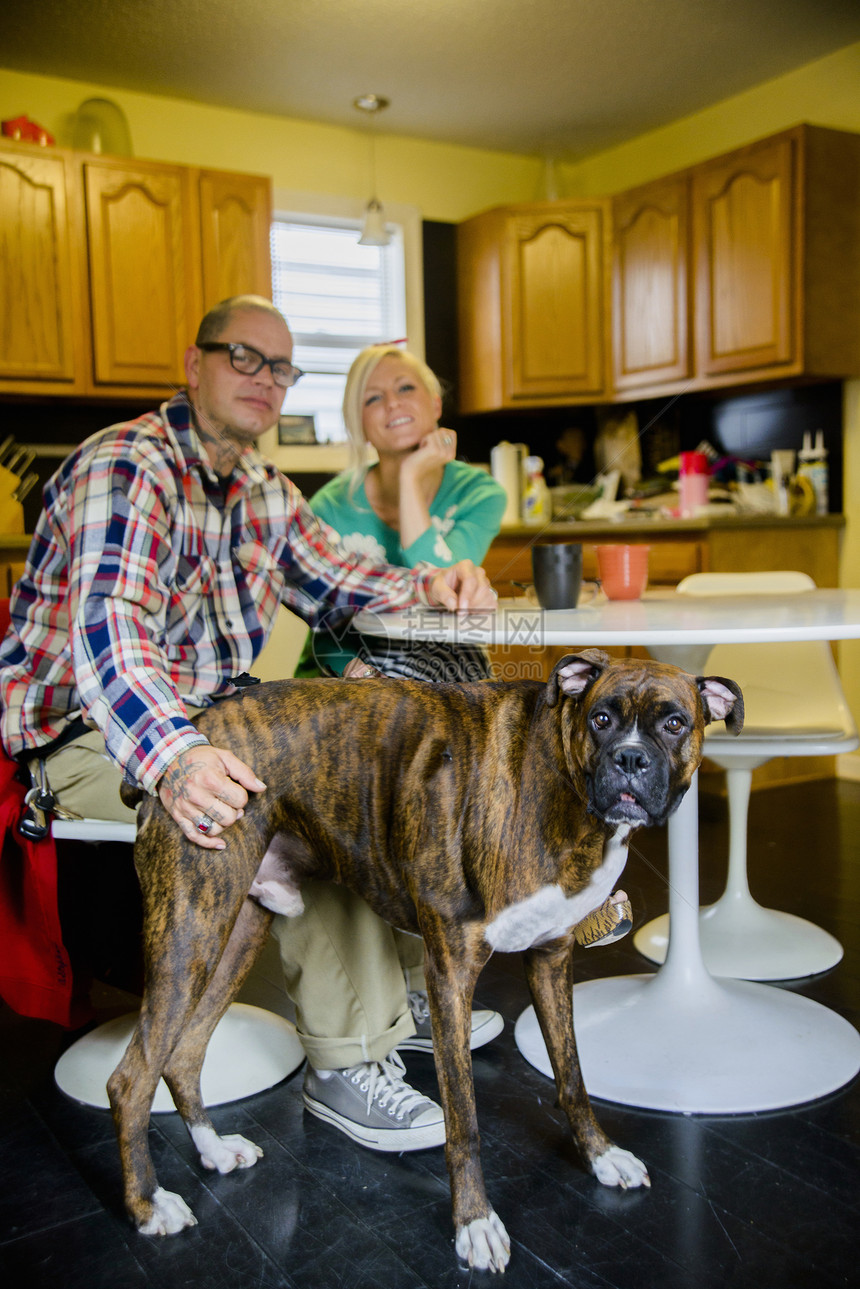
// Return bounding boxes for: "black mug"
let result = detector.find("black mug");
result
[531,543,583,609]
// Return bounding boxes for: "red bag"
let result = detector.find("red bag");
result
[0,755,78,1026]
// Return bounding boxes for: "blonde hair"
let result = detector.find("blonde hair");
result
[343,346,442,490]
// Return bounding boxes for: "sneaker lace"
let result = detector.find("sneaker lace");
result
[407,990,431,1025]
[347,1050,432,1119]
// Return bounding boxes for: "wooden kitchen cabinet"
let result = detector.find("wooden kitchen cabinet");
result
[611,124,860,398]
[0,146,88,393]
[693,132,794,378]
[84,157,199,388]
[198,170,273,309]
[0,139,273,398]
[612,173,690,391]
[457,200,610,412]
[693,126,860,384]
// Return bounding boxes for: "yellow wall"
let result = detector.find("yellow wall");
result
[558,41,860,196]
[5,42,859,216]
[0,67,543,222]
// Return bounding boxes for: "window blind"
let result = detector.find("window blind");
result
[270,218,406,442]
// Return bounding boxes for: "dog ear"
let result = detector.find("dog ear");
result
[545,649,612,708]
[697,676,745,734]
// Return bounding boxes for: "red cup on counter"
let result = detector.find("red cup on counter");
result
[595,544,650,601]
[679,451,710,516]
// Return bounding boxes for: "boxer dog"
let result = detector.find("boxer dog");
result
[107,650,743,1273]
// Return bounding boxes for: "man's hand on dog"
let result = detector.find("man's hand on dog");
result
[428,559,497,612]
[158,745,266,849]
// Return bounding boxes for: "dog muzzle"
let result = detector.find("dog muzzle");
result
[589,738,673,827]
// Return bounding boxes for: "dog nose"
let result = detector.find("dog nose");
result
[613,744,651,776]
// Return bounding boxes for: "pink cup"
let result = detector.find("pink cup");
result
[595,544,650,600]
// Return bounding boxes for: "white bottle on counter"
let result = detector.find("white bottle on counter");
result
[797,431,829,515]
[521,455,551,525]
[491,441,528,527]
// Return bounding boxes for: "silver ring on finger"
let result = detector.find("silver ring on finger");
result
[443,434,453,448]
[196,814,214,835]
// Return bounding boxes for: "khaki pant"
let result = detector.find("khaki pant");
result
[272,889,424,1069]
[44,727,138,823]
[44,729,423,1067]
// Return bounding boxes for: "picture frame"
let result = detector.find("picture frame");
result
[277,414,317,445]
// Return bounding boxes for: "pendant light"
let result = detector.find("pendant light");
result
[353,94,391,247]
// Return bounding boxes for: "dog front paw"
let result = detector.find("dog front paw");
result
[190,1125,264,1173]
[592,1145,650,1190]
[137,1186,197,1235]
[455,1210,511,1273]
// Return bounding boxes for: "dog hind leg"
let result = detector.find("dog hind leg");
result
[162,897,274,1176]
[107,972,208,1234]
[523,942,650,1190]
[108,879,265,1233]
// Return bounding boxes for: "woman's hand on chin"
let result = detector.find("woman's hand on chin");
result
[400,427,457,480]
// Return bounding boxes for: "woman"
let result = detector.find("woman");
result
[272,348,507,1149]
[296,344,507,679]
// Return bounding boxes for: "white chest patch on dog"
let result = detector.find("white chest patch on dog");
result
[484,826,631,953]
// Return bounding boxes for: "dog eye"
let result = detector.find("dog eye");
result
[591,712,612,730]
[664,715,686,735]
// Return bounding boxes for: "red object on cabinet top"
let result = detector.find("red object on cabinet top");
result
[2,115,55,146]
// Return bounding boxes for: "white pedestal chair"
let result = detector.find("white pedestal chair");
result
[52,818,303,1112]
[639,570,859,981]
[53,607,312,1110]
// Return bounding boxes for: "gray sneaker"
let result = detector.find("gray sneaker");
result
[398,990,505,1054]
[303,1050,445,1152]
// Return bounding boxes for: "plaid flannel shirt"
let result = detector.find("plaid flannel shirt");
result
[0,393,436,792]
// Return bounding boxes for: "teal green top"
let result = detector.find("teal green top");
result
[295,460,506,677]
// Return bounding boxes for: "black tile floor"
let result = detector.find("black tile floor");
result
[1,778,858,1288]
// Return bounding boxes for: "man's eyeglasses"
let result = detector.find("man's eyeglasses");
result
[198,341,304,389]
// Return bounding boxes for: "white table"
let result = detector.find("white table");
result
[355,591,860,1113]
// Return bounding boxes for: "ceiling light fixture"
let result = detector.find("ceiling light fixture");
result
[353,94,391,247]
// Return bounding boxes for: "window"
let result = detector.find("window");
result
[270,217,407,443]
[257,191,423,470]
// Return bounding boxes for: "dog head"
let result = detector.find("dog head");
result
[545,648,744,828]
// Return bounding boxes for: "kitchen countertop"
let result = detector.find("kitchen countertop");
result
[0,512,844,554]
[496,512,844,539]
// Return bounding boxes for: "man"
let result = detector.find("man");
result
[0,295,501,1150]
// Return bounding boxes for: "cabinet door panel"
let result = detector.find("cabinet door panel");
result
[84,162,193,386]
[694,137,794,376]
[0,150,82,386]
[613,176,690,389]
[199,171,272,308]
[506,209,605,399]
